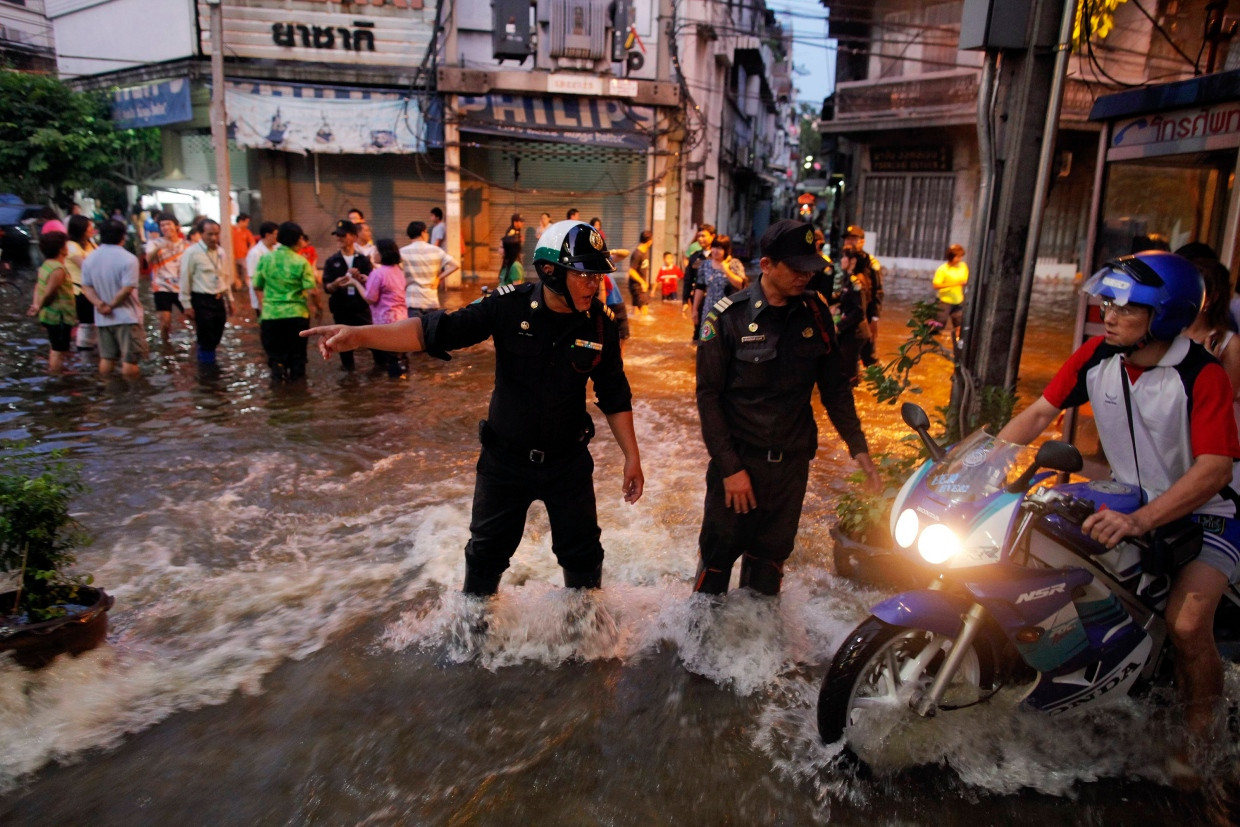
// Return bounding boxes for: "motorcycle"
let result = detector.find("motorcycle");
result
[817,403,1240,751]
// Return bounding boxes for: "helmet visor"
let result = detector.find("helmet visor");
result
[1082,263,1153,306]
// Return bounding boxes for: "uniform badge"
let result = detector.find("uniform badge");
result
[701,321,717,341]
[520,321,530,330]
[573,339,603,351]
[754,300,763,308]
[802,327,813,338]
[748,323,758,332]
[805,229,814,244]
[589,230,604,250]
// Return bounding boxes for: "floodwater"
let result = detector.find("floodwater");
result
[0,273,1235,825]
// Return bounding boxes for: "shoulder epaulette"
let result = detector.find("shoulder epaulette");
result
[712,295,735,314]
[600,304,615,321]
[495,284,516,296]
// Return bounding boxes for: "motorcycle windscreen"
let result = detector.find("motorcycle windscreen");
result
[923,431,1038,504]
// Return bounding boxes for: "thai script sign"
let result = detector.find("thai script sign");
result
[111,77,193,129]
[871,145,952,172]
[456,93,654,150]
[1108,103,1240,160]
[224,81,426,154]
[197,0,433,68]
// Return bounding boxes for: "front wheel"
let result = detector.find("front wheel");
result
[817,617,994,746]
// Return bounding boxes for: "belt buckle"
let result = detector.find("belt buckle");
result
[767,449,783,463]
[529,449,546,464]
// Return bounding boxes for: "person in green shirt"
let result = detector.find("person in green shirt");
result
[253,221,320,382]
[27,231,76,375]
[498,234,524,286]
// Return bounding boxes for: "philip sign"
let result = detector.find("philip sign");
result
[197,0,434,68]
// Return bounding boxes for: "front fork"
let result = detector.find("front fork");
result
[913,601,988,718]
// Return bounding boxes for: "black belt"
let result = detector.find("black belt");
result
[735,441,798,463]
[479,420,592,464]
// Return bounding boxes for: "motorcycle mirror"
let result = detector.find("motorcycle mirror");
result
[1035,440,1083,474]
[901,403,930,431]
[901,403,946,461]
[1007,440,1084,492]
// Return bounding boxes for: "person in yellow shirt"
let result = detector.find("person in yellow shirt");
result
[932,243,968,349]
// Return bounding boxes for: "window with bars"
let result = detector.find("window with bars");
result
[861,173,955,259]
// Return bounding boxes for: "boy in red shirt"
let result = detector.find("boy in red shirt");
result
[656,251,682,301]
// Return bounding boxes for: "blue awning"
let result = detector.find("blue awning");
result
[1089,69,1240,122]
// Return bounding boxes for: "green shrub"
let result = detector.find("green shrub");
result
[0,452,92,622]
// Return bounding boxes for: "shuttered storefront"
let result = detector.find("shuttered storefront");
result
[259,150,445,253]
[861,173,956,260]
[459,139,648,277]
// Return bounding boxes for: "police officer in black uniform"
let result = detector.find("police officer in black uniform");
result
[694,219,881,595]
[303,220,644,596]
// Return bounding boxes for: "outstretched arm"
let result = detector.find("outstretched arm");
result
[604,410,644,504]
[996,396,1060,445]
[303,316,426,357]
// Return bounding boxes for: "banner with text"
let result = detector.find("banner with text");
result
[224,81,426,154]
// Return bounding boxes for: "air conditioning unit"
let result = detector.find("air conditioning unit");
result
[550,0,609,60]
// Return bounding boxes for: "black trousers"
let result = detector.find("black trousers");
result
[464,445,602,591]
[260,316,310,379]
[190,293,227,352]
[696,453,811,594]
[330,305,371,369]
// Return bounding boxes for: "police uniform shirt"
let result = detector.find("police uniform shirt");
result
[322,250,373,317]
[422,282,633,451]
[696,278,869,479]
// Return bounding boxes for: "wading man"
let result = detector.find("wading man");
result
[303,219,644,595]
[179,219,232,366]
[694,219,880,595]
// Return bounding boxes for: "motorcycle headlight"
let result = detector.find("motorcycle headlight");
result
[918,523,962,565]
[894,508,919,548]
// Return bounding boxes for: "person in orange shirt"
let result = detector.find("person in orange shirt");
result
[231,213,256,292]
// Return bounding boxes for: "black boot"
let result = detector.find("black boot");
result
[693,556,731,594]
[738,554,783,596]
[563,564,602,590]
[463,568,502,596]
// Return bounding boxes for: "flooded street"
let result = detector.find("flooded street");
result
[0,274,1234,825]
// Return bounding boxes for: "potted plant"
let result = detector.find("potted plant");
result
[0,450,112,668]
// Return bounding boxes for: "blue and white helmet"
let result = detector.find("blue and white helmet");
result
[1082,251,1203,341]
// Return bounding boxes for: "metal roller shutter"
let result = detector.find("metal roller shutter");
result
[278,151,446,253]
[459,139,648,277]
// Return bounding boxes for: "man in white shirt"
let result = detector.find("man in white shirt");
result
[245,221,278,316]
[429,207,448,306]
[401,220,459,317]
[348,208,377,264]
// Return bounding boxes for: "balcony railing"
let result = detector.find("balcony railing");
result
[832,69,1101,126]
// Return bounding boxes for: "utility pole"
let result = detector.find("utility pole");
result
[958,0,1070,398]
[207,0,235,284]
[647,0,675,277]
[443,11,463,287]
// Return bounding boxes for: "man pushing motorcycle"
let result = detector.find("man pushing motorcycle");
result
[998,250,1240,777]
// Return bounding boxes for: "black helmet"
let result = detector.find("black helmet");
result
[532,220,615,296]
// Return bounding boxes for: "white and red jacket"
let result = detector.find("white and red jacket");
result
[1044,335,1240,517]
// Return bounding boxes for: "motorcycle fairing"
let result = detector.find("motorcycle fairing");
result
[960,563,1092,626]
[871,589,973,637]
[1023,624,1151,714]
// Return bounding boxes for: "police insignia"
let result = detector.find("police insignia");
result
[748,322,758,332]
[701,321,717,341]
[805,229,813,244]
[802,327,813,338]
[496,284,515,295]
[712,296,733,314]
[601,305,616,321]
[590,230,604,250]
